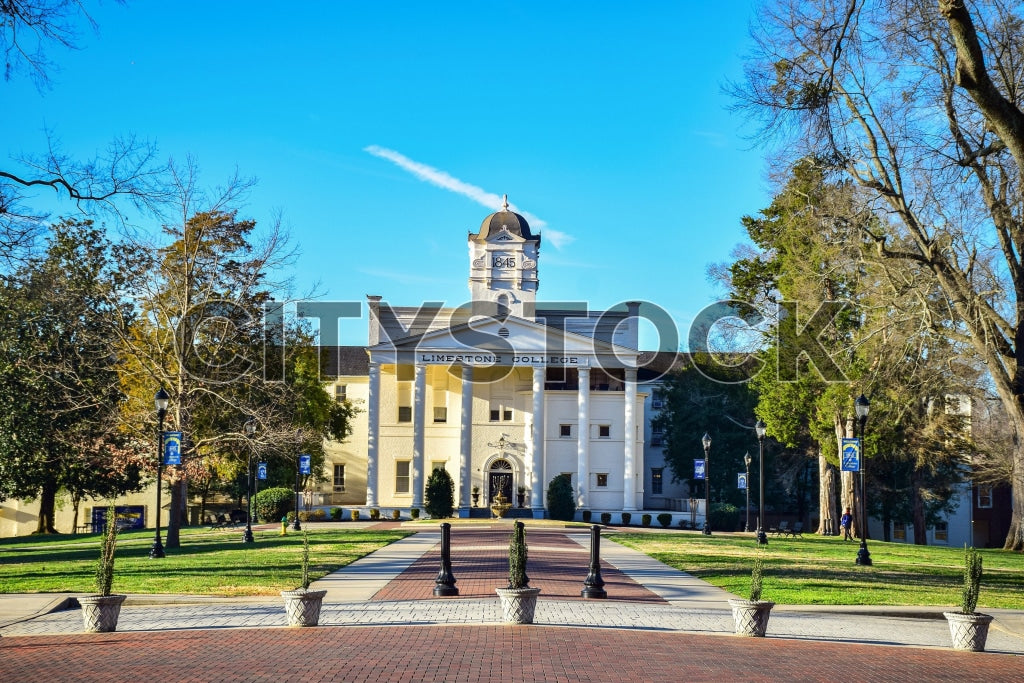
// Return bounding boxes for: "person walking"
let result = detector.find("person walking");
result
[840,507,853,540]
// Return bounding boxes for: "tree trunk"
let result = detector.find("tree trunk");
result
[1004,432,1024,551]
[911,468,927,545]
[817,455,838,534]
[166,476,185,549]
[35,475,59,534]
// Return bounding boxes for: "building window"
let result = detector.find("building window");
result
[559,424,572,438]
[333,464,345,492]
[433,407,447,423]
[398,406,412,423]
[651,468,663,495]
[978,485,993,508]
[893,523,906,541]
[596,473,609,487]
[395,461,411,494]
[598,425,611,438]
[651,394,664,409]
[490,403,513,421]
[651,424,663,447]
[933,521,949,543]
[334,385,347,401]
[432,461,446,472]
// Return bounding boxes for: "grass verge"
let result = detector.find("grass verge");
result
[613,531,1024,609]
[0,526,410,595]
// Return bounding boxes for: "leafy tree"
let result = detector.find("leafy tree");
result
[424,468,455,519]
[734,0,1024,549]
[653,357,760,512]
[546,475,576,521]
[114,168,354,548]
[0,219,145,532]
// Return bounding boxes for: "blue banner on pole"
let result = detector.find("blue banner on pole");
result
[694,459,706,480]
[299,454,311,475]
[257,462,268,480]
[841,438,861,472]
[737,473,747,490]
[162,431,182,465]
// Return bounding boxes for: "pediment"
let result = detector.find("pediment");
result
[369,315,637,367]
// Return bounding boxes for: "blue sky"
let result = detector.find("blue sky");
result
[7,1,770,348]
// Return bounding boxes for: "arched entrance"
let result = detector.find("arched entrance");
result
[488,459,514,504]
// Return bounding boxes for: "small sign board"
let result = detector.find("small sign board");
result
[841,438,861,472]
[737,473,748,490]
[694,459,706,480]
[163,431,183,465]
[299,454,311,475]
[257,462,268,480]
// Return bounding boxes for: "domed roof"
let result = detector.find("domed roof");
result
[472,195,538,242]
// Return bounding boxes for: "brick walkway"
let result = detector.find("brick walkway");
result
[2,624,1022,682]
[372,527,663,602]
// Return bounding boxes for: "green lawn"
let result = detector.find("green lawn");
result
[613,531,1024,609]
[0,527,410,595]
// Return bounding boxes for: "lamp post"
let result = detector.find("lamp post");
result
[755,420,768,546]
[242,419,256,544]
[743,451,752,532]
[150,388,170,559]
[702,432,712,535]
[855,394,872,566]
[292,452,302,531]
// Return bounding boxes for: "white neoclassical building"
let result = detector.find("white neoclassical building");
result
[318,198,689,518]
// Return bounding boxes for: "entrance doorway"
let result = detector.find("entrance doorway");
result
[488,459,514,504]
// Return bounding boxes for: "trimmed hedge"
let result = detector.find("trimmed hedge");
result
[253,487,294,522]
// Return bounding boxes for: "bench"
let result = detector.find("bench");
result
[785,521,804,538]
[771,520,790,536]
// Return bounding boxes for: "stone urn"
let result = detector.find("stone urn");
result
[281,589,328,627]
[496,587,541,624]
[944,611,994,652]
[79,594,127,633]
[727,598,775,637]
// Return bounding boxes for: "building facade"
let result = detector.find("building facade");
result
[318,199,690,517]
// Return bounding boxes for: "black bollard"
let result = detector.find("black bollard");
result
[433,522,459,596]
[581,524,607,599]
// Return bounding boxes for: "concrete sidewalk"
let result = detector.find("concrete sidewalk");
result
[2,526,1023,656]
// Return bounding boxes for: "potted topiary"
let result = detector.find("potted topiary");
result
[472,485,480,507]
[495,521,541,624]
[943,545,994,651]
[727,549,774,636]
[516,485,527,508]
[80,503,127,633]
[281,531,327,627]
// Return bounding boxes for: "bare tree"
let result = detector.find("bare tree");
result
[734,0,1024,550]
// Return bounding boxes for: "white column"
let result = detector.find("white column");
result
[459,365,473,513]
[529,365,545,510]
[623,368,638,511]
[412,363,426,508]
[576,367,591,510]
[366,361,380,507]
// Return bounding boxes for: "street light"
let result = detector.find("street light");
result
[855,394,872,566]
[701,432,712,535]
[292,449,303,531]
[755,420,768,546]
[743,451,752,532]
[242,419,256,544]
[150,388,170,559]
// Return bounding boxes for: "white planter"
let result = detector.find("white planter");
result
[944,611,994,652]
[79,594,127,633]
[727,598,775,637]
[495,587,541,624]
[281,589,327,627]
